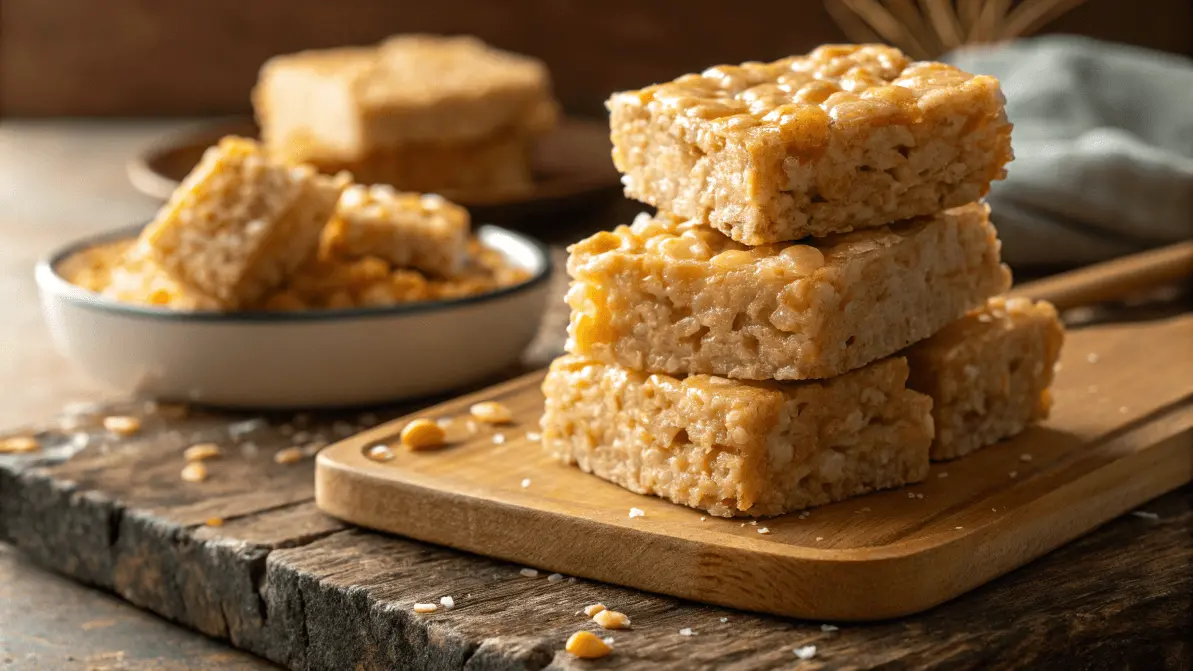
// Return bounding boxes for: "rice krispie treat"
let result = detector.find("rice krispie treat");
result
[608,44,1013,244]
[566,202,1010,381]
[906,296,1065,460]
[541,355,933,517]
[141,137,347,308]
[253,35,559,194]
[323,184,470,277]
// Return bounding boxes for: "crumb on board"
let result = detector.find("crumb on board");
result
[401,418,447,450]
[821,624,839,632]
[181,462,208,483]
[103,415,142,436]
[273,447,305,464]
[594,610,631,630]
[366,444,396,462]
[520,478,531,488]
[757,527,771,534]
[583,603,607,617]
[628,507,645,518]
[938,472,948,478]
[1009,471,1018,479]
[1132,511,1160,521]
[1020,453,1033,462]
[679,627,696,636]
[413,603,438,614]
[525,431,541,442]
[547,573,564,583]
[719,617,728,623]
[0,435,39,454]
[794,645,817,660]
[565,631,612,659]
[183,443,221,461]
[470,401,513,424]
[519,568,539,578]
[439,596,455,609]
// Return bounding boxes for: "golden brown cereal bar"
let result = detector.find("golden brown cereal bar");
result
[541,355,933,517]
[906,296,1065,460]
[608,44,1013,244]
[565,202,1010,381]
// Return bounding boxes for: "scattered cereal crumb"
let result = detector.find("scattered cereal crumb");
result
[955,526,964,530]
[205,517,224,527]
[366,444,396,462]
[401,418,447,451]
[548,573,564,583]
[519,568,539,578]
[937,472,948,479]
[719,617,728,623]
[628,507,645,519]
[602,636,614,646]
[184,443,221,461]
[815,536,824,542]
[1132,511,1160,521]
[1009,471,1018,479]
[820,624,838,632]
[594,610,631,630]
[794,645,817,660]
[749,520,758,525]
[855,507,871,513]
[798,512,810,519]
[240,441,259,457]
[915,493,925,499]
[0,435,39,454]
[103,415,141,436]
[679,628,695,636]
[565,631,611,659]
[1086,352,1100,364]
[583,603,606,617]
[491,433,507,445]
[470,401,513,424]
[520,478,531,488]
[1020,453,1033,462]
[568,577,577,584]
[525,431,542,442]
[757,527,771,534]
[273,447,305,464]
[439,596,455,609]
[413,603,438,614]
[181,462,208,483]
[976,313,993,323]
[700,516,707,522]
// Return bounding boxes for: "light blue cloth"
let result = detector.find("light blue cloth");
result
[945,36,1193,267]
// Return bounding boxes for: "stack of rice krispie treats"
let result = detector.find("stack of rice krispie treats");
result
[541,45,1065,517]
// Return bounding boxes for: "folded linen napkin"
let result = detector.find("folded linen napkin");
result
[945,36,1193,267]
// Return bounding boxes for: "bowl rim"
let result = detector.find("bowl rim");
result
[37,222,553,324]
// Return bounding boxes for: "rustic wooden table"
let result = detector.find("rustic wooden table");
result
[0,121,1189,670]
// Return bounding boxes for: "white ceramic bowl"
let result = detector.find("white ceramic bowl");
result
[37,225,552,409]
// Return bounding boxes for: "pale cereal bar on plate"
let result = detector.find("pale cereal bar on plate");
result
[906,296,1064,460]
[142,137,347,308]
[541,355,933,517]
[566,202,1010,381]
[608,44,1012,245]
[323,184,470,277]
[254,35,559,194]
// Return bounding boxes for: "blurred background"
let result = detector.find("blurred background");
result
[3,0,1190,117]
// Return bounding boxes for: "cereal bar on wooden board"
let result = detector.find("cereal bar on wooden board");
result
[565,202,1010,381]
[608,44,1013,245]
[323,184,470,277]
[253,35,558,194]
[906,296,1065,460]
[540,355,933,517]
[141,137,347,308]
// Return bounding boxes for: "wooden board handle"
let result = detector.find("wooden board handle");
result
[1010,242,1193,311]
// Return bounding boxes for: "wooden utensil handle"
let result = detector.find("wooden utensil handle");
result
[1010,242,1193,311]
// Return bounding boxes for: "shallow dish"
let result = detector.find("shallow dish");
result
[37,225,552,409]
[126,117,621,226]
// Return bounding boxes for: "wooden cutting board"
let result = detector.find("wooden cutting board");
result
[316,310,1193,621]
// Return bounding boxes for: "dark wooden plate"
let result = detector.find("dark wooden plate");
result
[127,116,622,225]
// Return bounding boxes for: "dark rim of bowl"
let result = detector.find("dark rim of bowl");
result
[37,223,553,323]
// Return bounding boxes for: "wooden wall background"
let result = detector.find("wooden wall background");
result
[2,0,1191,117]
